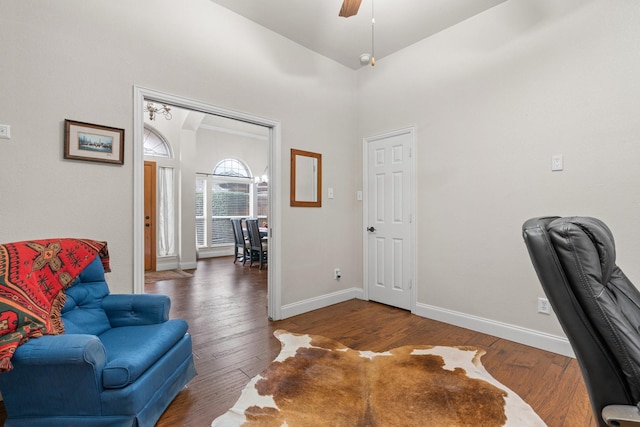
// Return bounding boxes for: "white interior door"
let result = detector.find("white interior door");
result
[364,128,415,311]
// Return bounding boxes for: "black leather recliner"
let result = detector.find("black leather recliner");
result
[523,216,640,427]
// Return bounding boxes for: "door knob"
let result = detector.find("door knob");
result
[367,226,376,232]
[145,223,150,227]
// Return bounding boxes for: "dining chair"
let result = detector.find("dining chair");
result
[246,218,268,270]
[230,218,249,265]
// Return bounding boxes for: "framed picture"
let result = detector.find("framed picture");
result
[64,119,124,165]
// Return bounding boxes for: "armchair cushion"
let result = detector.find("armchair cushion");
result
[100,319,188,388]
[62,281,111,336]
[103,294,170,326]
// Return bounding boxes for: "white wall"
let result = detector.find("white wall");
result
[357,0,640,342]
[0,0,361,299]
[195,129,267,180]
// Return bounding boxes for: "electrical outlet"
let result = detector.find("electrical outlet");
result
[334,268,341,280]
[538,297,551,314]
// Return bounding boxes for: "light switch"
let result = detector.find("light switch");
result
[328,187,334,199]
[0,124,10,139]
[356,190,363,201]
[551,155,563,171]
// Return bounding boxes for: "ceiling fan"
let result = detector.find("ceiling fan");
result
[339,0,362,17]
[339,0,376,66]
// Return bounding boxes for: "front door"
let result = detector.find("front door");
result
[144,161,156,272]
[365,128,415,310]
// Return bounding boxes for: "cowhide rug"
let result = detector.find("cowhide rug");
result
[212,330,547,427]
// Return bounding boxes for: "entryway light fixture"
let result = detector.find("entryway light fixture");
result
[145,102,172,121]
[254,165,269,184]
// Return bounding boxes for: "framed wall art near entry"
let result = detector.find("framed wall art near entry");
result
[64,119,125,165]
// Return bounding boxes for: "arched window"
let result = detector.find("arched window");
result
[143,126,172,158]
[212,158,250,177]
[196,159,259,247]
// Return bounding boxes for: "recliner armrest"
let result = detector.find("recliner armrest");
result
[102,294,170,326]
[602,405,640,426]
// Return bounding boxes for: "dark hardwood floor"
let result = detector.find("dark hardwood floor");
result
[0,256,595,426]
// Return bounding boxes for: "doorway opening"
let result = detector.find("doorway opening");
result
[143,126,175,271]
[133,86,282,320]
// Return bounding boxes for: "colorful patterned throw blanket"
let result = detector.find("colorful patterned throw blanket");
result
[0,238,110,372]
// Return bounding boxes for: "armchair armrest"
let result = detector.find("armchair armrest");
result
[13,334,106,367]
[102,293,170,327]
[0,335,107,416]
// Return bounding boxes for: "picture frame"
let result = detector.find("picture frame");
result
[64,119,124,165]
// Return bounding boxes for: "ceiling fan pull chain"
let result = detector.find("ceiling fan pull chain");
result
[371,0,375,66]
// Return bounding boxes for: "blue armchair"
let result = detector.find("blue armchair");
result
[0,255,197,426]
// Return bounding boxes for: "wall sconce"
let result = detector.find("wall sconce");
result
[145,102,172,121]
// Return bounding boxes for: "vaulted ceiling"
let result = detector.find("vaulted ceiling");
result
[210,0,508,69]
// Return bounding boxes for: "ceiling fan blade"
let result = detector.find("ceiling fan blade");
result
[339,0,362,17]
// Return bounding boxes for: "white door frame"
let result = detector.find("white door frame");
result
[133,85,283,320]
[362,127,417,312]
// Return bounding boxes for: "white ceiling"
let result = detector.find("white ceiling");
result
[210,0,508,69]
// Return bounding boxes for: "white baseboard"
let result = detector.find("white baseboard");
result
[197,246,234,259]
[156,257,178,271]
[156,258,196,271]
[281,288,365,319]
[278,291,573,357]
[180,261,197,270]
[413,302,574,358]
